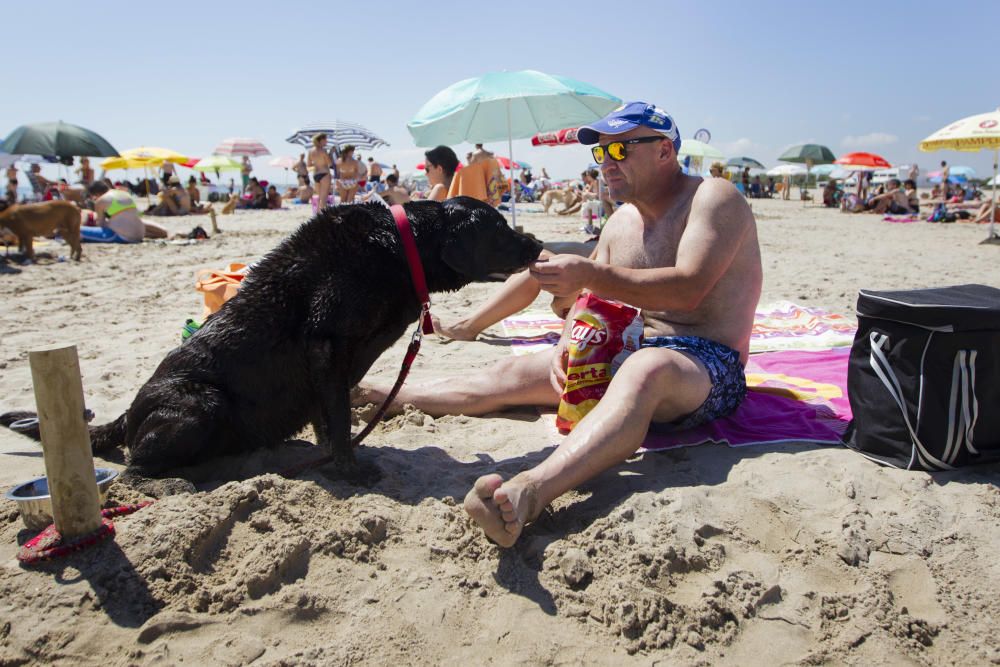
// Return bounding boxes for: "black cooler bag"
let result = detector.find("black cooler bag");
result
[842,284,1000,470]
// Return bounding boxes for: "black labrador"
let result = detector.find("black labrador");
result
[2,197,543,495]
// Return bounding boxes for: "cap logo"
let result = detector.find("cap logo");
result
[607,118,628,128]
[647,115,664,126]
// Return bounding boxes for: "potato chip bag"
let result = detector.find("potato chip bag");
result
[556,293,643,433]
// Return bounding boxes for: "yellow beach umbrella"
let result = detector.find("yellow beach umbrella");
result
[100,146,189,170]
[920,108,1000,241]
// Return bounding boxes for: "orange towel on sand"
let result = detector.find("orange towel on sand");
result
[195,263,249,316]
[447,158,508,206]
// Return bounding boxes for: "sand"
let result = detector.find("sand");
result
[1,198,999,665]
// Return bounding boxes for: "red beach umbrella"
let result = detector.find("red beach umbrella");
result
[834,152,892,170]
[531,127,580,147]
[415,162,462,171]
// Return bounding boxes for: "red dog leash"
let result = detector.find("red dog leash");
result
[281,205,434,477]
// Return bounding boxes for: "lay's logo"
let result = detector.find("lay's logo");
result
[571,314,607,351]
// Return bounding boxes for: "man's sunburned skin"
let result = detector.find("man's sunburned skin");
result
[597,199,760,365]
[464,130,761,546]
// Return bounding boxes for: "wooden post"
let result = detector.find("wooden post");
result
[208,207,220,235]
[28,345,102,540]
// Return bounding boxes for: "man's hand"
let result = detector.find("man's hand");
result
[529,254,595,297]
[549,337,569,395]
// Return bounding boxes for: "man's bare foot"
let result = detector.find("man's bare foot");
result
[430,314,479,341]
[464,473,541,548]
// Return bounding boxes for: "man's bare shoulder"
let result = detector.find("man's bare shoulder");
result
[690,177,754,228]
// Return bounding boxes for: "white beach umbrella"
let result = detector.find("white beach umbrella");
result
[766,164,808,177]
[920,108,1000,241]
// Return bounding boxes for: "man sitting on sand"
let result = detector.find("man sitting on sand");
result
[867,179,910,215]
[378,173,411,206]
[355,102,762,547]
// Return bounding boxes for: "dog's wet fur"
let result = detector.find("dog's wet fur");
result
[1,197,542,496]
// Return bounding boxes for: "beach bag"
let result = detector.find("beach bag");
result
[194,262,250,317]
[842,285,1000,470]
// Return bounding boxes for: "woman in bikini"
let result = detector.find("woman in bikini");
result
[335,144,362,205]
[308,133,333,211]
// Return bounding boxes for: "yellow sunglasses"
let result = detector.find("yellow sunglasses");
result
[591,136,666,164]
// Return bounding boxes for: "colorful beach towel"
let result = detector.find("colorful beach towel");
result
[748,301,856,352]
[642,347,852,450]
[499,302,857,355]
[883,214,922,223]
[499,310,565,355]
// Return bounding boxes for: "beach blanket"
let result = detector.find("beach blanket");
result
[499,301,857,356]
[642,347,852,450]
[883,214,922,223]
[748,301,856,352]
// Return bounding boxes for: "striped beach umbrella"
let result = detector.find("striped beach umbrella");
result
[213,138,271,157]
[286,121,389,151]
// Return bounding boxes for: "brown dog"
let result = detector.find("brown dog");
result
[0,200,83,261]
[540,187,580,214]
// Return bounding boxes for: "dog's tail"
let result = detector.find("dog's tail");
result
[89,413,128,452]
[0,410,126,452]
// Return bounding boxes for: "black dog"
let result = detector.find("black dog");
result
[2,197,543,495]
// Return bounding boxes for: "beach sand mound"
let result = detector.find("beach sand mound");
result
[0,204,999,665]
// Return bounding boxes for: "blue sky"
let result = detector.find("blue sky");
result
[5,1,998,183]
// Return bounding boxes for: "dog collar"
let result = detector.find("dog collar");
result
[390,204,434,335]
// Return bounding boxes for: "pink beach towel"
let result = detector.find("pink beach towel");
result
[641,347,852,450]
[883,214,922,223]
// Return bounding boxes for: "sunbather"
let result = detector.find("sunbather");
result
[81,182,147,243]
[866,179,910,215]
[972,200,1000,225]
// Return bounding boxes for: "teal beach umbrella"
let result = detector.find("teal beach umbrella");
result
[407,70,620,226]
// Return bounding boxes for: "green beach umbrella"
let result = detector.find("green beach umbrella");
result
[191,155,244,172]
[778,144,835,197]
[778,144,836,164]
[407,69,620,226]
[725,156,766,170]
[678,139,725,160]
[1,121,118,158]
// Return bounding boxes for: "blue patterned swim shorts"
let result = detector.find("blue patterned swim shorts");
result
[641,335,747,431]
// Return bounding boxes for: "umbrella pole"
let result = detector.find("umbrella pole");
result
[507,99,516,230]
[991,148,998,240]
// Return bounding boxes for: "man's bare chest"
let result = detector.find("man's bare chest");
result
[608,222,684,270]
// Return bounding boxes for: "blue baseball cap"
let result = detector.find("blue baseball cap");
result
[577,102,681,152]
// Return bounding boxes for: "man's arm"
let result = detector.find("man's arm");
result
[530,179,753,312]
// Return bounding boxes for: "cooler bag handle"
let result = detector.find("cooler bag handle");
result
[868,332,953,470]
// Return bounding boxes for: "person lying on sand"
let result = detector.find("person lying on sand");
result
[83,182,167,241]
[355,102,762,547]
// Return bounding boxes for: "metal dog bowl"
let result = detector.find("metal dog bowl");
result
[5,468,119,531]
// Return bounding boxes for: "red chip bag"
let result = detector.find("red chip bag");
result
[556,293,643,433]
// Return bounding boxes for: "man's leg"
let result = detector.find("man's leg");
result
[354,348,560,417]
[464,347,712,547]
